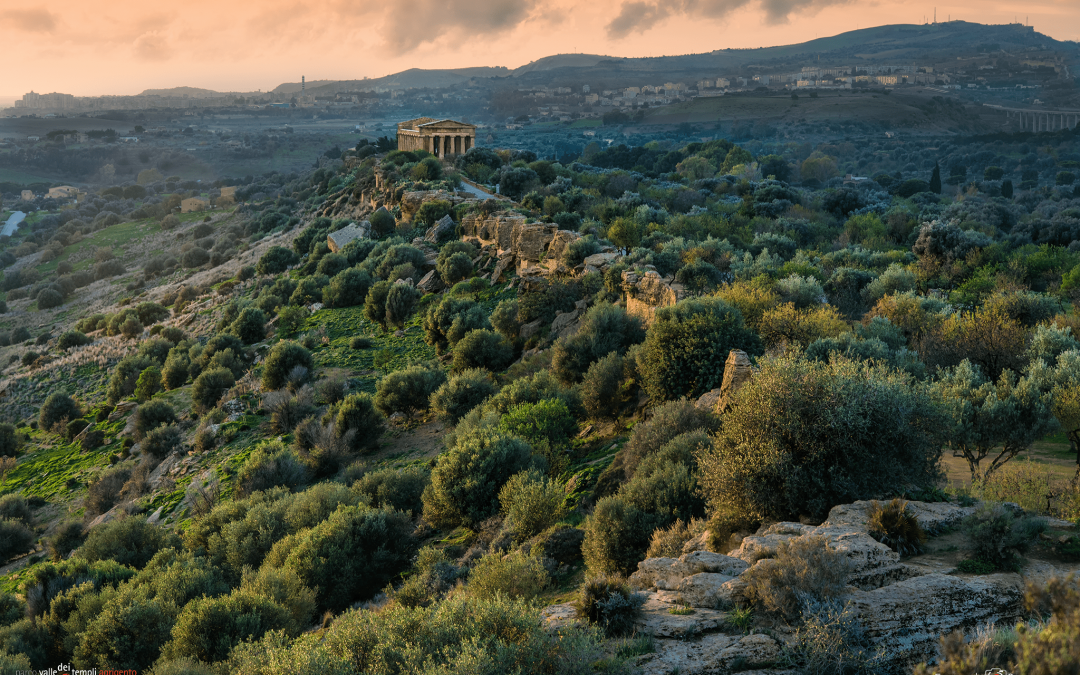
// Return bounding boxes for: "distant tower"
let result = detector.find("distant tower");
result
[302,76,305,94]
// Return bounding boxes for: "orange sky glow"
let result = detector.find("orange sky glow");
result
[2,0,1079,97]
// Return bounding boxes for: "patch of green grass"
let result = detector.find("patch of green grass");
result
[955,558,998,574]
[1,437,116,501]
[569,119,603,128]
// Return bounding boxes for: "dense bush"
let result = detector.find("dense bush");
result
[326,393,383,453]
[237,441,308,495]
[499,469,568,540]
[58,330,93,350]
[133,400,176,440]
[161,591,294,664]
[191,367,235,411]
[39,392,79,433]
[385,282,421,329]
[226,593,626,675]
[551,303,645,385]
[961,503,1047,572]
[423,296,489,355]
[374,364,446,415]
[575,576,645,638]
[451,329,514,372]
[867,499,926,556]
[742,535,853,621]
[429,368,496,423]
[261,341,313,390]
[79,517,181,569]
[468,549,548,601]
[0,519,34,560]
[353,465,430,515]
[229,307,267,344]
[322,267,373,308]
[142,424,183,459]
[580,352,627,419]
[638,297,762,400]
[85,466,131,516]
[697,355,944,524]
[422,428,537,528]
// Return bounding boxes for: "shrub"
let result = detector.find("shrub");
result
[758,302,848,348]
[106,354,157,403]
[551,303,646,385]
[85,466,131,516]
[322,267,372,308]
[468,549,549,601]
[0,495,28,525]
[621,398,719,480]
[10,327,29,343]
[0,519,34,560]
[369,208,396,237]
[277,305,309,335]
[182,247,210,268]
[267,504,416,611]
[191,367,235,411]
[581,496,654,577]
[638,296,763,401]
[452,328,514,372]
[961,502,1047,572]
[697,355,945,524]
[134,400,176,440]
[363,280,392,329]
[36,288,64,309]
[423,296,490,355]
[0,424,18,457]
[353,465,430,515]
[429,368,496,423]
[422,428,536,529]
[238,441,307,495]
[385,282,420,329]
[261,341,313,391]
[58,330,92,350]
[374,364,446,415]
[229,307,267,344]
[499,398,576,451]
[789,599,887,675]
[264,387,316,434]
[120,314,144,339]
[161,591,294,664]
[39,392,79,433]
[133,365,161,402]
[575,576,645,637]
[490,298,521,343]
[581,352,627,420]
[867,499,926,555]
[499,469,568,541]
[142,424,183,459]
[258,247,300,275]
[743,536,853,621]
[325,393,381,454]
[438,252,473,285]
[226,592,619,675]
[79,517,181,569]
[47,521,85,562]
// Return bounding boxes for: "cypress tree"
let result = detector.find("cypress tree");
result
[929,162,942,194]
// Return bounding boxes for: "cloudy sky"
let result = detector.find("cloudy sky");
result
[2,0,1078,98]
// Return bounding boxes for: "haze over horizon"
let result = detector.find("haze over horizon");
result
[3,0,1079,99]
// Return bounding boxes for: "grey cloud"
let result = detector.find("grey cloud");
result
[382,0,538,54]
[3,9,58,33]
[605,0,846,38]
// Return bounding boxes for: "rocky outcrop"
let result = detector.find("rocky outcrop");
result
[631,551,750,593]
[327,222,371,252]
[424,214,456,244]
[461,211,527,251]
[847,572,1025,664]
[399,190,472,222]
[513,223,559,266]
[622,269,682,325]
[716,349,754,412]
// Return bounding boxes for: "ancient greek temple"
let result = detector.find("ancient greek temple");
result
[396,118,476,157]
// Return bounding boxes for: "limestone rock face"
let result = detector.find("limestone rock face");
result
[847,572,1025,664]
[513,223,558,264]
[546,229,581,263]
[583,251,620,268]
[461,211,527,252]
[519,318,544,341]
[677,572,737,608]
[633,591,730,638]
[716,349,754,412]
[108,401,138,422]
[824,499,976,534]
[423,214,456,243]
[550,310,581,339]
[694,389,722,411]
[622,269,681,325]
[491,255,514,283]
[399,190,465,222]
[327,222,371,252]
[630,551,749,592]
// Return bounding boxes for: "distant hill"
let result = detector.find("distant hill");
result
[512,54,618,75]
[137,86,241,98]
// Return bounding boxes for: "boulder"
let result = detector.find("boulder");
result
[416,270,444,294]
[461,211,526,251]
[583,251,620,268]
[519,318,544,341]
[823,499,976,535]
[716,350,754,412]
[636,632,784,675]
[550,310,580,339]
[424,214,456,244]
[848,572,1025,664]
[108,401,138,422]
[327,222,370,252]
[694,389,722,411]
[677,572,737,608]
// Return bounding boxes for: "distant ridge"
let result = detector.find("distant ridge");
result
[132,21,1070,98]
